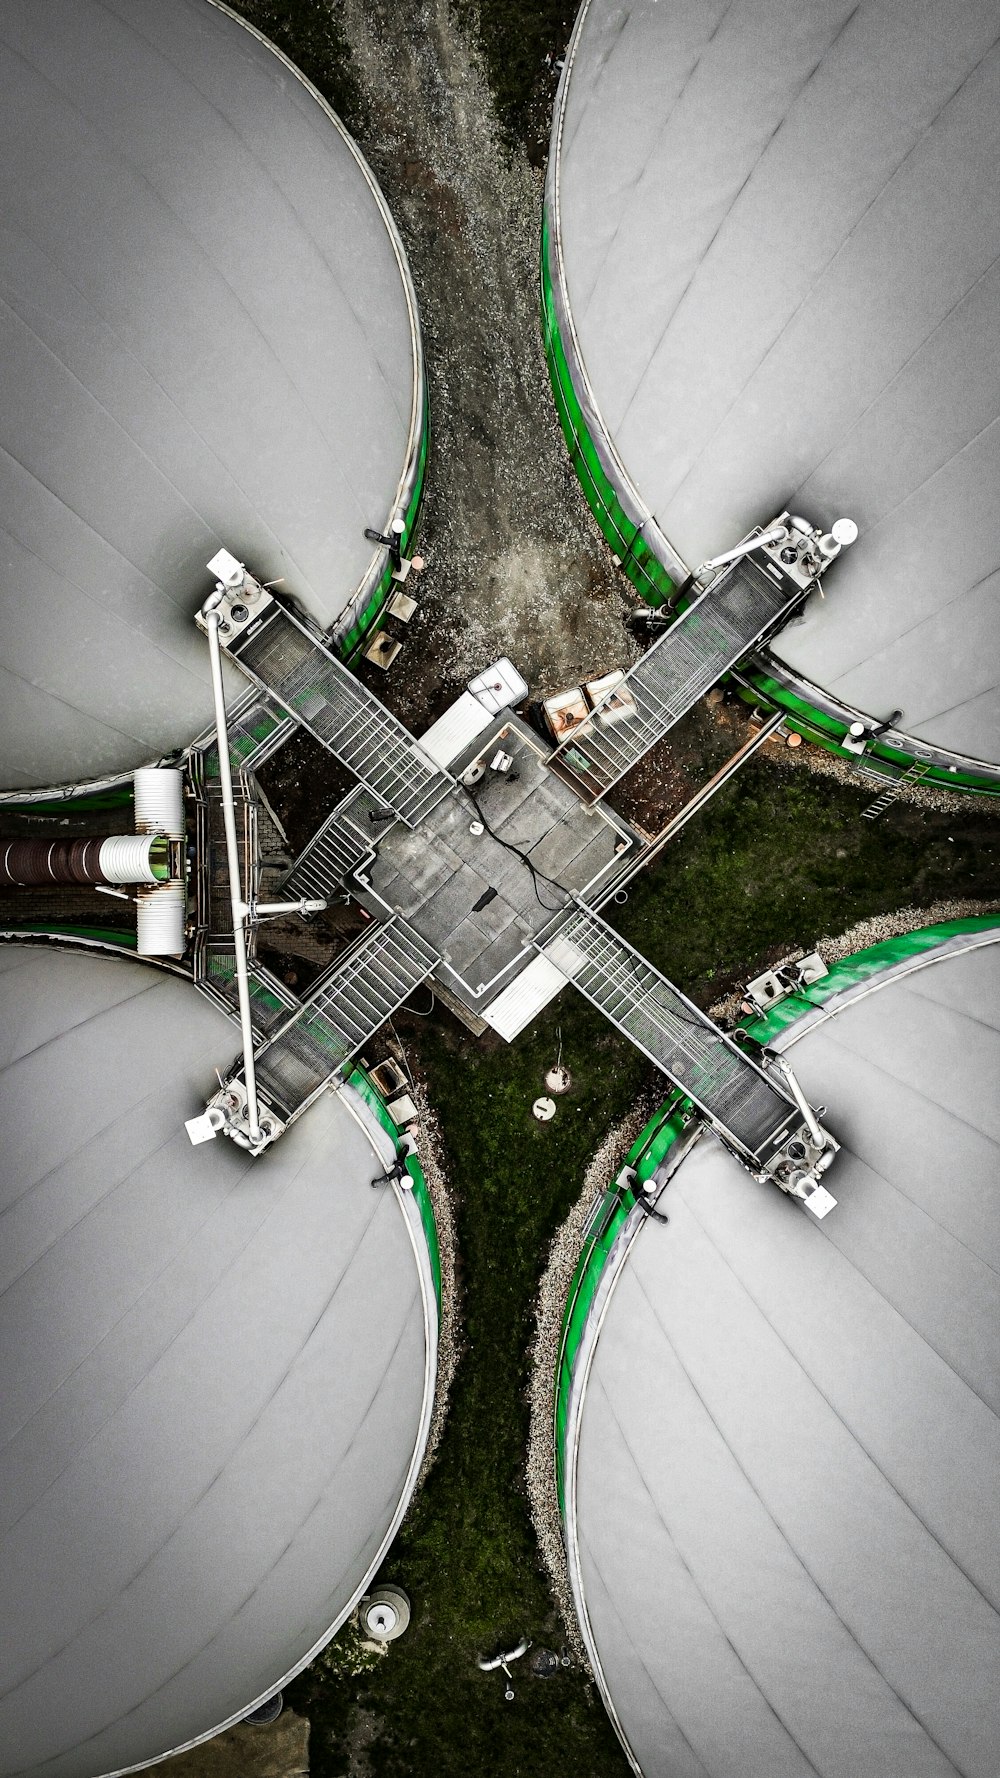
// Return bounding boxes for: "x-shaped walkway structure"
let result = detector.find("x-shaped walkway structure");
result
[191,518,847,1216]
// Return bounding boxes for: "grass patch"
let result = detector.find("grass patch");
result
[612,761,1000,1000]
[289,997,641,1776]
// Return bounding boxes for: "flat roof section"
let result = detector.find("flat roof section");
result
[0,946,435,1778]
[550,0,1000,762]
[0,0,422,789]
[568,926,1000,1778]
[355,718,637,1017]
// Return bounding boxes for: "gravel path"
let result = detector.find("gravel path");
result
[708,895,1000,1026]
[338,0,637,727]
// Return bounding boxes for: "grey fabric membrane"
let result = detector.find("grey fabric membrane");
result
[0,948,430,1778]
[555,0,1000,760]
[572,937,1000,1778]
[0,0,418,788]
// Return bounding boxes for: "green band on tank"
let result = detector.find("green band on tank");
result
[739,915,1000,1047]
[337,386,430,663]
[554,1091,690,1516]
[346,1064,441,1310]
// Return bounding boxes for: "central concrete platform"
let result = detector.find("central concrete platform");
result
[353,717,639,1016]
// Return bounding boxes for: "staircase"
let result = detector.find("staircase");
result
[550,556,803,799]
[540,905,797,1163]
[225,602,452,826]
[237,916,440,1124]
[860,759,931,819]
[281,785,393,904]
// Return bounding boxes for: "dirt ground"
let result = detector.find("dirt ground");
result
[338,0,638,734]
[156,1712,309,1778]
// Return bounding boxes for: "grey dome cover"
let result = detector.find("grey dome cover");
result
[549,0,1000,763]
[566,924,1000,1777]
[0,0,422,789]
[0,948,436,1778]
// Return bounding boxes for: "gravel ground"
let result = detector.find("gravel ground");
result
[708,895,1000,1026]
[524,1091,658,1672]
[338,0,637,731]
[755,722,999,813]
[384,1036,462,1496]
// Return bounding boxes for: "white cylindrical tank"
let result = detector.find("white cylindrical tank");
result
[560,917,1000,1778]
[133,768,185,840]
[0,0,425,790]
[135,880,186,957]
[545,0,1000,789]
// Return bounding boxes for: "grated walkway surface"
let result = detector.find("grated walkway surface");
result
[229,601,452,825]
[551,558,801,798]
[541,905,795,1160]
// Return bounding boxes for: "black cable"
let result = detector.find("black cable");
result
[461,783,566,913]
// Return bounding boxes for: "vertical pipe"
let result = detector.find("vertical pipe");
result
[203,607,262,1143]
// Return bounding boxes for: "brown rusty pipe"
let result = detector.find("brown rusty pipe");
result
[1,838,108,885]
[0,834,168,887]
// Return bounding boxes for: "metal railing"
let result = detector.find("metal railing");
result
[538,904,796,1162]
[548,556,803,799]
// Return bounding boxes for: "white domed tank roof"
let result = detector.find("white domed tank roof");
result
[547,0,1000,766]
[563,920,1000,1777]
[0,0,423,790]
[0,946,436,1778]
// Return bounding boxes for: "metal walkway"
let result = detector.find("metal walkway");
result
[233,916,440,1126]
[195,945,301,1040]
[540,905,798,1164]
[223,597,452,826]
[281,785,393,904]
[550,556,803,799]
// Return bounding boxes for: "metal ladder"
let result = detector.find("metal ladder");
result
[280,785,392,904]
[225,603,452,826]
[540,905,797,1163]
[240,916,440,1125]
[549,556,802,799]
[861,759,931,819]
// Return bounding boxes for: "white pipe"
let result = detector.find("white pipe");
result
[696,523,789,577]
[133,766,185,838]
[251,899,328,916]
[771,1053,824,1147]
[203,604,262,1143]
[98,833,164,884]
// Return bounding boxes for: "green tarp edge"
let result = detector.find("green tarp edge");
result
[338,385,430,662]
[739,915,1000,1045]
[554,1091,690,1517]
[345,1065,441,1310]
[0,924,137,948]
[540,216,676,607]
